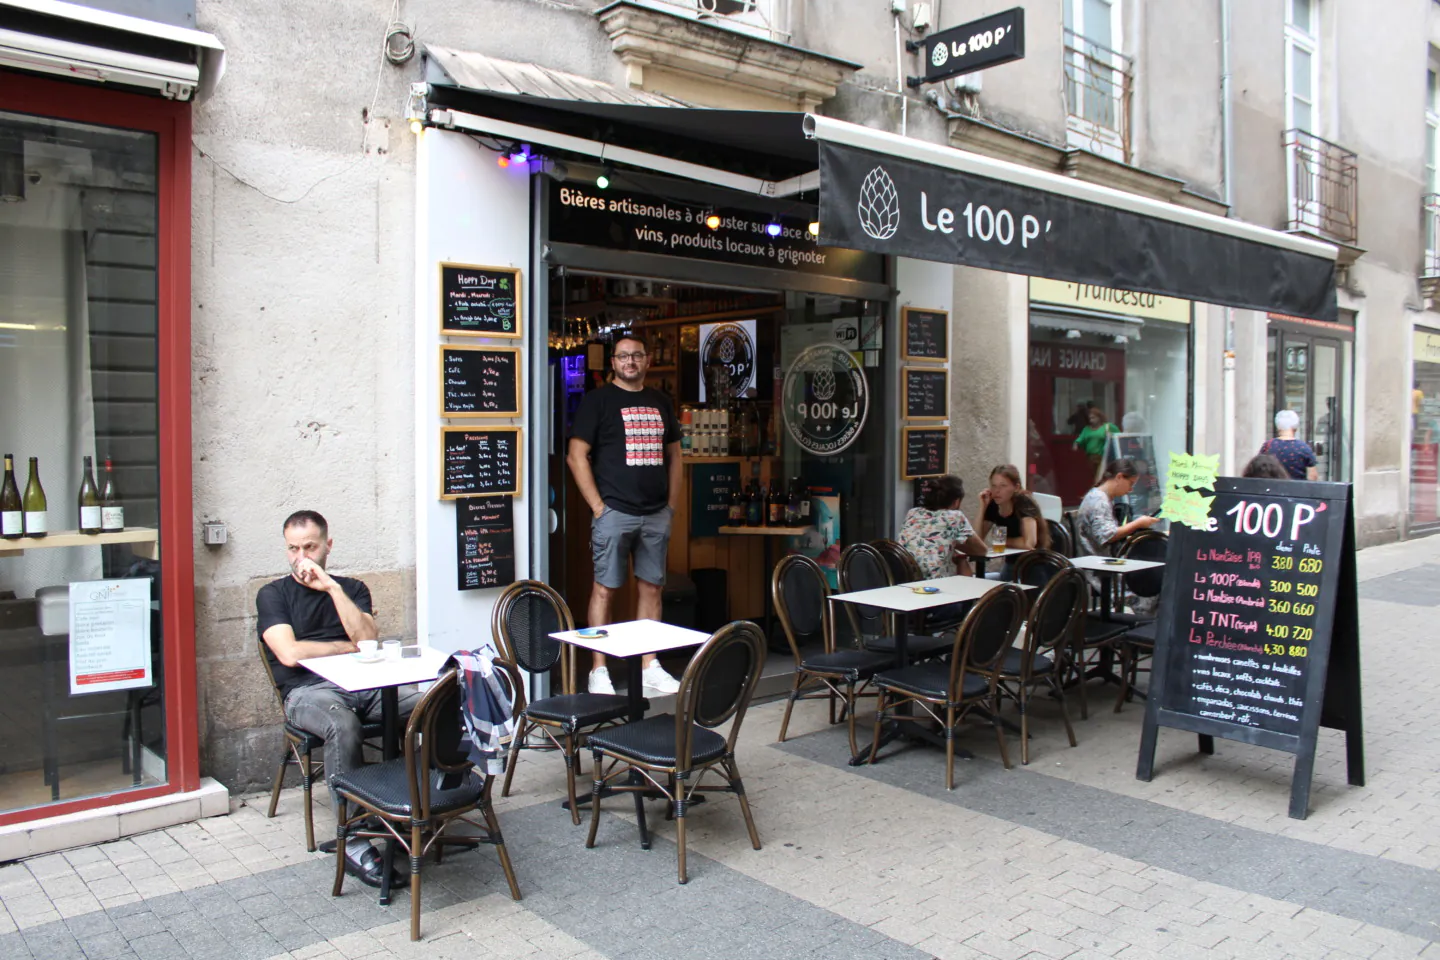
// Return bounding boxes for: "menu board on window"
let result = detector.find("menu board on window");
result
[456,496,516,591]
[439,262,522,338]
[68,578,152,695]
[903,367,949,420]
[1137,478,1364,820]
[901,427,948,479]
[441,427,521,499]
[901,307,948,362]
[441,345,521,417]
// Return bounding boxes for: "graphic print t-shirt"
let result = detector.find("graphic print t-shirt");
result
[570,384,680,515]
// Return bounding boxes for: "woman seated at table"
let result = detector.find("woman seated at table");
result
[1076,458,1161,612]
[978,464,1051,551]
[900,474,989,579]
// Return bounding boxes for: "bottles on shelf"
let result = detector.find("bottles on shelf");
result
[0,454,21,540]
[765,484,784,527]
[0,455,126,538]
[783,478,802,527]
[744,481,762,527]
[22,456,47,538]
[101,458,124,532]
[727,487,746,526]
[77,456,101,534]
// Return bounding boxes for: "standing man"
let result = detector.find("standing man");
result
[567,333,683,696]
[256,510,418,887]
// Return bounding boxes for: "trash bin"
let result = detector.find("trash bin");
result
[662,574,698,630]
[690,567,728,633]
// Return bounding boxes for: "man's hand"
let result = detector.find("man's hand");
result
[292,557,338,593]
[592,502,606,520]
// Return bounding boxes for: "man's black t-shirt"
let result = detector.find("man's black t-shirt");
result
[570,384,680,515]
[256,574,372,698]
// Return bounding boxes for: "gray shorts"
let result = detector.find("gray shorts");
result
[592,506,673,589]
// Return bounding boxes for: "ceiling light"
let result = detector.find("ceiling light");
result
[765,221,782,237]
[705,214,721,230]
[497,154,510,168]
[596,163,613,189]
[808,221,820,237]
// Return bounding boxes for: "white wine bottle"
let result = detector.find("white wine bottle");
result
[78,455,101,534]
[22,457,47,538]
[101,458,124,532]
[0,454,21,539]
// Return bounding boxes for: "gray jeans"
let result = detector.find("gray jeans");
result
[284,680,422,812]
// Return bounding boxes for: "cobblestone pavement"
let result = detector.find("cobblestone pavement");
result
[2,536,1438,959]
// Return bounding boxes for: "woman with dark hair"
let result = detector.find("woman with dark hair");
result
[978,464,1052,551]
[899,475,988,579]
[1075,458,1160,559]
[1242,454,1290,480]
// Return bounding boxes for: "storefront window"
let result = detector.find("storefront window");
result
[0,110,165,813]
[1266,320,1353,482]
[1410,328,1440,534]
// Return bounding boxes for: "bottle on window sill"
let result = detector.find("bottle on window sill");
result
[23,456,47,538]
[78,455,102,534]
[0,454,22,540]
[101,458,125,532]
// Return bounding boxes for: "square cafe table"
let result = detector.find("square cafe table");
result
[972,545,1031,577]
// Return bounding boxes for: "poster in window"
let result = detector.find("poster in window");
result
[68,578,152,695]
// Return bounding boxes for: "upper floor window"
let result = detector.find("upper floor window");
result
[643,0,792,43]
[1063,0,1132,163]
[1285,0,1319,134]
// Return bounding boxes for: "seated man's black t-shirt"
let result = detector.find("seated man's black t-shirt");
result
[256,574,372,698]
[569,383,680,516]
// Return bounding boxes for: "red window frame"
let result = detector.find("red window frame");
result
[0,70,198,826]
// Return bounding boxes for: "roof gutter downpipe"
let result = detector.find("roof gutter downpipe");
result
[1220,0,1237,477]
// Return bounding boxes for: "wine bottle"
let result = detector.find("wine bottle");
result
[744,482,762,527]
[727,487,746,525]
[766,485,784,527]
[784,478,801,526]
[22,457,47,538]
[101,458,124,532]
[0,454,21,539]
[78,456,102,534]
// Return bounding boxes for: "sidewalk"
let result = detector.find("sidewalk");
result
[2,535,1438,960]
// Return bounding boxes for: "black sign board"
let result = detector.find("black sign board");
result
[910,8,1025,86]
[455,496,516,591]
[440,345,521,418]
[902,307,948,361]
[911,477,939,508]
[901,427,948,479]
[903,367,948,420]
[440,427,521,499]
[1137,478,1364,820]
[440,263,522,338]
[819,141,1340,323]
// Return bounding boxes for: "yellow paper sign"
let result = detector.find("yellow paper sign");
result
[1161,451,1219,529]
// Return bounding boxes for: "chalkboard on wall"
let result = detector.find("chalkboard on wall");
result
[440,345,521,418]
[901,427,948,479]
[902,307,948,362]
[1137,478,1364,820]
[903,367,949,421]
[441,427,521,499]
[439,262,522,338]
[456,496,516,591]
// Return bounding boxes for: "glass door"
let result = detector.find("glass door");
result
[1270,329,1349,482]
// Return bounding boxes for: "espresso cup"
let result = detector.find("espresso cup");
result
[382,639,402,661]
[357,639,378,657]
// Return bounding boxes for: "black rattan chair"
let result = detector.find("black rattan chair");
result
[1046,519,1074,557]
[838,543,951,660]
[773,555,892,757]
[493,580,635,824]
[1114,621,1157,712]
[874,538,970,636]
[1009,549,1073,589]
[330,669,521,940]
[868,585,1028,789]
[584,621,766,884]
[997,569,1085,763]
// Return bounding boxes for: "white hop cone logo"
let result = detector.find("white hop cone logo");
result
[857,166,900,241]
[719,338,735,362]
[931,43,948,68]
[809,357,837,402]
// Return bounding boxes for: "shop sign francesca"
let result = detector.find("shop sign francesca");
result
[782,344,869,456]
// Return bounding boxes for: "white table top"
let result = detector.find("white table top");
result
[301,644,451,693]
[551,619,711,659]
[1070,555,1166,574]
[975,546,1031,559]
[831,576,1032,612]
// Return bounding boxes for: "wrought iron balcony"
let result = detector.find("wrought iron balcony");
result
[1063,28,1133,163]
[1284,129,1358,245]
[1425,194,1440,279]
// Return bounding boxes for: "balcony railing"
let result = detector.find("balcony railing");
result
[1425,194,1440,279]
[1063,28,1132,163]
[1284,129,1358,245]
[636,0,791,43]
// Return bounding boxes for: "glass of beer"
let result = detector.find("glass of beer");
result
[989,526,1007,554]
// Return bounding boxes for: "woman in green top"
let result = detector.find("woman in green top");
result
[1073,406,1118,473]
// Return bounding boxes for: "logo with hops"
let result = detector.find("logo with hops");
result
[782,343,870,457]
[700,322,755,402]
[857,166,900,241]
[931,42,948,68]
[809,361,837,402]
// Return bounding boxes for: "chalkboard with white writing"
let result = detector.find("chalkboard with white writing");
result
[902,307,948,362]
[903,367,949,421]
[440,427,521,499]
[1137,478,1363,819]
[902,427,948,479]
[439,262,522,338]
[456,495,516,591]
[441,346,521,418]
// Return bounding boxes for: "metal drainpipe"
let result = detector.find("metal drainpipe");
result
[1220,0,1237,475]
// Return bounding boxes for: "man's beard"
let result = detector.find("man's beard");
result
[616,367,644,385]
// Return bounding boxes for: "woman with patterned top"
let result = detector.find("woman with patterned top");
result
[899,475,989,580]
[1258,410,1318,480]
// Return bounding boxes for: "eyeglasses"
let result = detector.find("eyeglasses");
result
[614,352,647,362]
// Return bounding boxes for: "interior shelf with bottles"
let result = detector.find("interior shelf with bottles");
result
[0,527,159,558]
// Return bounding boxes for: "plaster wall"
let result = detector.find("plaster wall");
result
[949,266,1025,499]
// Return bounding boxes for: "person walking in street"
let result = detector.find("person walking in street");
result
[1074,406,1119,475]
[567,333,683,697]
[1260,410,1319,480]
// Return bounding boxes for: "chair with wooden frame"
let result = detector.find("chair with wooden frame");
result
[996,569,1086,763]
[1110,531,1168,710]
[330,668,521,940]
[873,537,970,637]
[773,554,892,756]
[584,621,766,884]
[492,580,634,824]
[868,584,1028,789]
[837,543,951,661]
[1009,549,1073,589]
[1046,519,1074,557]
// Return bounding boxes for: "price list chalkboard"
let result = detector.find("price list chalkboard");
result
[456,496,516,591]
[901,427,948,479]
[903,367,948,420]
[902,307,948,362]
[440,262,522,338]
[441,427,521,499]
[441,345,521,417]
[1138,477,1363,820]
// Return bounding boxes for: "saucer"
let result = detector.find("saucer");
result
[1101,558,1127,565]
[352,652,385,663]
[910,586,940,594]
[576,628,609,638]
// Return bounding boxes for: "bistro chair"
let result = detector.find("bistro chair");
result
[584,621,766,884]
[492,580,635,824]
[997,569,1086,764]
[257,641,382,853]
[330,668,522,941]
[773,554,892,757]
[868,584,1028,789]
[837,543,951,661]
[874,537,972,636]
[1009,549,1073,590]
[1108,529,1169,626]
[1114,621,1158,713]
[1046,519,1074,557]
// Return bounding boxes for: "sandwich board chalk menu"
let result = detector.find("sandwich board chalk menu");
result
[1137,477,1364,820]
[441,427,521,499]
[441,345,521,418]
[456,496,516,591]
[902,307,948,362]
[903,367,949,420]
[439,262,522,338]
[902,427,948,479]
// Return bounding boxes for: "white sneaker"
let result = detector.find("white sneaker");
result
[588,667,615,696]
[641,661,680,697]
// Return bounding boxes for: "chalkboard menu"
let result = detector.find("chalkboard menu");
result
[439,262,522,338]
[902,307,948,362]
[690,462,741,537]
[456,496,516,591]
[1137,478,1364,820]
[440,345,521,418]
[903,367,948,421]
[441,427,521,499]
[901,427,948,479]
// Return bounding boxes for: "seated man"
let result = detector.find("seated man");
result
[257,509,418,887]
